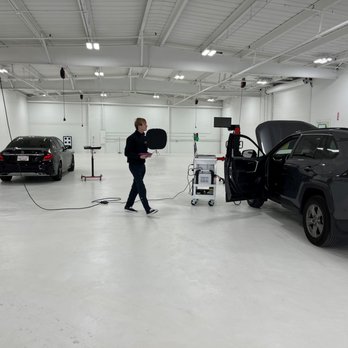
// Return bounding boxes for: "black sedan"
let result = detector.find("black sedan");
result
[0,136,74,182]
[224,121,348,247]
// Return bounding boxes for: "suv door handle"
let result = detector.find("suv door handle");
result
[304,166,313,172]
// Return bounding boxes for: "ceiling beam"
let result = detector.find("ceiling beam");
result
[277,20,348,63]
[173,21,345,105]
[8,0,51,63]
[198,0,258,52]
[76,0,96,40]
[137,0,153,45]
[195,72,213,82]
[238,0,342,58]
[158,0,189,46]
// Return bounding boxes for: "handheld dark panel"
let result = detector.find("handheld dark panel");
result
[146,129,167,150]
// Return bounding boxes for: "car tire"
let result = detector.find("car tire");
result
[68,155,75,172]
[52,161,63,181]
[0,176,12,182]
[247,198,264,208]
[303,195,335,247]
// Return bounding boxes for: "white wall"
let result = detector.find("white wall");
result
[272,84,312,122]
[28,103,88,152]
[0,90,28,149]
[28,102,222,154]
[311,71,348,128]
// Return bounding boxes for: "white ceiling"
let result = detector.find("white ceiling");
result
[0,0,347,103]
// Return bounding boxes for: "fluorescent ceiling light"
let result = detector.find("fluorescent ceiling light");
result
[174,74,184,80]
[94,71,104,77]
[201,49,210,56]
[207,50,216,57]
[86,42,93,50]
[0,68,8,74]
[153,94,160,99]
[313,57,332,64]
[207,98,215,102]
[100,92,107,97]
[93,42,100,50]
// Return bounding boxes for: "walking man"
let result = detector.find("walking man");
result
[124,117,158,215]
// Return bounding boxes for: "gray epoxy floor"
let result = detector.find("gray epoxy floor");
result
[1,153,348,348]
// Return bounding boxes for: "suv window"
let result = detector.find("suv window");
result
[273,137,298,158]
[320,136,339,159]
[292,135,324,159]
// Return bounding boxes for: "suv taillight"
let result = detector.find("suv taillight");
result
[43,153,53,161]
[0,153,4,161]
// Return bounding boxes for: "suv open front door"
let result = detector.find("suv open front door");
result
[224,133,266,202]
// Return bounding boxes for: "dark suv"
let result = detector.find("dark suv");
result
[0,136,75,182]
[224,121,348,247]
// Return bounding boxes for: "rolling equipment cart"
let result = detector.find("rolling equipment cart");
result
[191,154,217,206]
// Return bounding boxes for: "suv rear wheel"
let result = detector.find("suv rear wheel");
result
[303,195,335,246]
[0,176,12,182]
[247,198,264,208]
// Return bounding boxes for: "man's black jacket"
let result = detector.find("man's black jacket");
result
[124,130,148,164]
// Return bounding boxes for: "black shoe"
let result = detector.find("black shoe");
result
[125,206,138,212]
[146,208,158,215]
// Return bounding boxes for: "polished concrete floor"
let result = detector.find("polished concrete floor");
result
[1,153,348,348]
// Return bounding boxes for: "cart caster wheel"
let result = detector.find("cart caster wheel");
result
[191,199,198,206]
[208,200,215,206]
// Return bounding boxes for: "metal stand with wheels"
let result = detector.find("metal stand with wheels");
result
[81,146,103,181]
[191,155,217,206]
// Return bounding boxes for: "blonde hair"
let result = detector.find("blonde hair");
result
[134,117,147,130]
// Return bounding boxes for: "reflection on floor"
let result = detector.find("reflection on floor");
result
[1,153,348,348]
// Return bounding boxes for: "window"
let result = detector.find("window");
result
[273,137,298,158]
[9,137,50,148]
[321,136,339,159]
[292,135,324,159]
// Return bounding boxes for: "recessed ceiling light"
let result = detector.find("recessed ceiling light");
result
[100,92,107,97]
[86,42,93,50]
[153,94,160,99]
[207,98,215,102]
[93,42,100,50]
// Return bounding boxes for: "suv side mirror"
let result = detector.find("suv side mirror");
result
[242,149,257,158]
